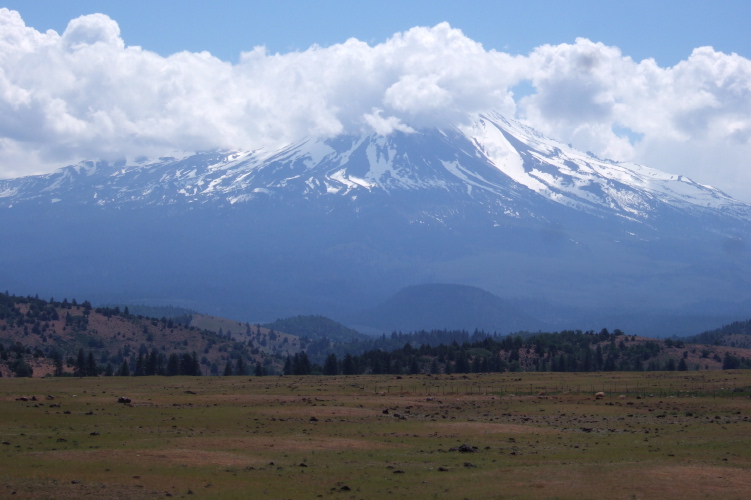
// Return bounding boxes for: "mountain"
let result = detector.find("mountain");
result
[3,112,748,221]
[351,283,546,334]
[1,112,750,332]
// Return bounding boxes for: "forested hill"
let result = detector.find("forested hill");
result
[299,329,751,376]
[351,284,547,334]
[0,292,281,377]
[686,320,751,348]
[263,315,368,343]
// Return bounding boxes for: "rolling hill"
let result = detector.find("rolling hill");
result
[0,293,282,377]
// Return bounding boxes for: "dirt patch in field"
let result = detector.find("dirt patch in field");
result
[34,448,262,468]
[0,477,157,500]
[201,394,339,405]
[506,463,751,500]
[261,406,379,417]
[593,464,751,500]
[172,435,399,453]
[641,465,751,496]
[435,421,559,435]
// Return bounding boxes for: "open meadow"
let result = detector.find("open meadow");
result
[1,371,750,499]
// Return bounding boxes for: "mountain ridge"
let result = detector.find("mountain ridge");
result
[1,112,750,328]
[2,113,748,224]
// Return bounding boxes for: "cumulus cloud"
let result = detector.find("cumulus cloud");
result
[61,13,123,50]
[363,108,416,135]
[0,9,750,200]
[516,39,751,198]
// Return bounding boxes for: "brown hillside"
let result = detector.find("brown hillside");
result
[0,297,283,377]
[188,313,303,357]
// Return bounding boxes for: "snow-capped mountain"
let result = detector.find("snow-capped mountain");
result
[1,113,750,332]
[2,112,748,224]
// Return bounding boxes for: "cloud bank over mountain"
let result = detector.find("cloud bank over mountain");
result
[1,9,750,199]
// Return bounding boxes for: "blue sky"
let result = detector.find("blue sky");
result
[1,1,750,200]
[7,0,749,65]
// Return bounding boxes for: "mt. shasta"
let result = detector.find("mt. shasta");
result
[1,113,749,333]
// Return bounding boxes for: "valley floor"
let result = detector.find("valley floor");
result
[1,372,750,499]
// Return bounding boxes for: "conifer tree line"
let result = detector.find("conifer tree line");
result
[70,348,203,377]
[284,329,751,375]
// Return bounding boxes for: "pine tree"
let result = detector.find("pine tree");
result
[145,349,160,376]
[135,353,145,376]
[323,353,338,375]
[235,357,247,376]
[582,347,593,372]
[179,353,192,375]
[75,348,86,377]
[294,352,311,375]
[342,354,356,375]
[595,344,604,370]
[86,351,98,377]
[429,358,440,374]
[409,356,420,375]
[166,353,180,376]
[52,350,64,377]
[191,352,201,376]
[455,353,469,374]
[117,360,130,376]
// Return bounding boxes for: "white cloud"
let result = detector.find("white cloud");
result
[363,108,415,135]
[517,39,751,200]
[61,13,123,50]
[0,9,750,201]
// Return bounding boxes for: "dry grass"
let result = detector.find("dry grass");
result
[0,372,750,498]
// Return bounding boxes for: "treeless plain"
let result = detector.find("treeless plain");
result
[1,371,750,499]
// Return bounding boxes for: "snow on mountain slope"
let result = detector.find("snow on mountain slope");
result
[1,112,749,225]
[463,112,749,220]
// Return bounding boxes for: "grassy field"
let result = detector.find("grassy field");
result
[1,371,750,499]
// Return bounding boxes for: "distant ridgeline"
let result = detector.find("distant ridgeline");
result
[2,291,751,378]
[0,292,276,378]
[686,320,751,349]
[104,304,197,325]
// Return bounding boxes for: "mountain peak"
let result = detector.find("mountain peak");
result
[2,112,747,226]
